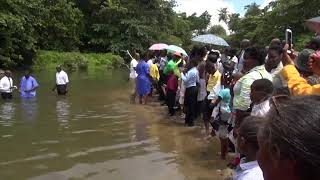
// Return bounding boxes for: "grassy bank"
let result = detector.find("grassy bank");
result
[34,50,125,70]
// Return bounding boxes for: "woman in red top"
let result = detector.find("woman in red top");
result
[166,70,178,116]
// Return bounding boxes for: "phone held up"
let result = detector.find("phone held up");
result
[285,29,292,51]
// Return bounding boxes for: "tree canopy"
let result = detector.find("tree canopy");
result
[1,0,319,68]
[220,0,320,49]
[0,0,212,67]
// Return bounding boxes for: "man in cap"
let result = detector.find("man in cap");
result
[52,65,69,95]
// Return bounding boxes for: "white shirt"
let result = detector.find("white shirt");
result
[231,56,239,64]
[231,56,239,74]
[207,81,221,100]
[251,99,271,117]
[237,50,245,73]
[270,62,287,89]
[217,58,224,73]
[197,78,207,101]
[129,59,138,79]
[147,59,153,67]
[56,70,69,85]
[0,76,13,93]
[234,158,264,180]
[270,62,283,77]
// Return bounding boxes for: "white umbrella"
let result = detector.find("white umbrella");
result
[192,34,229,46]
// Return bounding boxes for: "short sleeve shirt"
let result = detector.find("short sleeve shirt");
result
[56,70,69,85]
[129,59,138,79]
[20,76,39,97]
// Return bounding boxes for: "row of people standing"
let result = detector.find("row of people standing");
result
[129,36,320,180]
[0,66,69,100]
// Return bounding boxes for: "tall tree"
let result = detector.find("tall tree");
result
[208,25,227,37]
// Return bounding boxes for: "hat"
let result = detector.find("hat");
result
[295,49,315,72]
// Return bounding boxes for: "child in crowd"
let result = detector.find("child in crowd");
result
[166,70,178,116]
[210,73,232,160]
[250,79,274,117]
[149,59,160,96]
[234,116,264,180]
[203,57,221,136]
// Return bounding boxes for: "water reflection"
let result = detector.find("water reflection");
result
[0,102,15,126]
[20,98,38,121]
[56,98,70,128]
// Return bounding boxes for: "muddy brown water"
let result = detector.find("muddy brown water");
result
[0,69,231,180]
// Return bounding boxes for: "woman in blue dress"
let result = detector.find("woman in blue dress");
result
[136,52,151,104]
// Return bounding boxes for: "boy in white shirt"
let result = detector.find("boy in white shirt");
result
[250,79,274,117]
[234,116,264,180]
[52,66,69,95]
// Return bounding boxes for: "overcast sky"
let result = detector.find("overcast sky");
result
[174,0,274,32]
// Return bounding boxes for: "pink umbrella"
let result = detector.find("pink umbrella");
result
[148,43,168,50]
[305,16,320,34]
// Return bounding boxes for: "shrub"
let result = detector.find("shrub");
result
[34,50,124,70]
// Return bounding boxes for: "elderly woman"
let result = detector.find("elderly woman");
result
[233,47,272,125]
[258,95,320,180]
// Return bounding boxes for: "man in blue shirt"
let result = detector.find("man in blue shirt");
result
[20,70,39,98]
[181,59,199,127]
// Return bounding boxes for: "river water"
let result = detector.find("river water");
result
[0,69,230,180]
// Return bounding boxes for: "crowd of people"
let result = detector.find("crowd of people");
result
[0,65,69,99]
[129,36,320,180]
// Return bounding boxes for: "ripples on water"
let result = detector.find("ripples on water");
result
[0,70,229,180]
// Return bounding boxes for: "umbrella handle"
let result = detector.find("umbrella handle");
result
[126,50,134,60]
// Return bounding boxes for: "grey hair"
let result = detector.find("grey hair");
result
[260,95,320,180]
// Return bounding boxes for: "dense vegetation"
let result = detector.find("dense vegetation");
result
[35,50,125,70]
[220,0,320,49]
[0,0,211,68]
[1,0,319,68]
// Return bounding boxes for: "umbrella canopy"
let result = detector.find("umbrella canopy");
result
[149,43,168,50]
[305,16,320,34]
[166,45,188,57]
[191,34,229,46]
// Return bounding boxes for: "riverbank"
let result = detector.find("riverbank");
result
[33,50,125,70]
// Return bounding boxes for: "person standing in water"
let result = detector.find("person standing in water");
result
[181,58,199,127]
[0,70,17,100]
[20,69,39,98]
[129,53,139,103]
[52,65,69,95]
[136,52,151,104]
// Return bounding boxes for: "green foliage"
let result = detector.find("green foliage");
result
[0,0,82,68]
[0,0,211,68]
[208,25,227,37]
[35,50,124,70]
[219,0,320,50]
